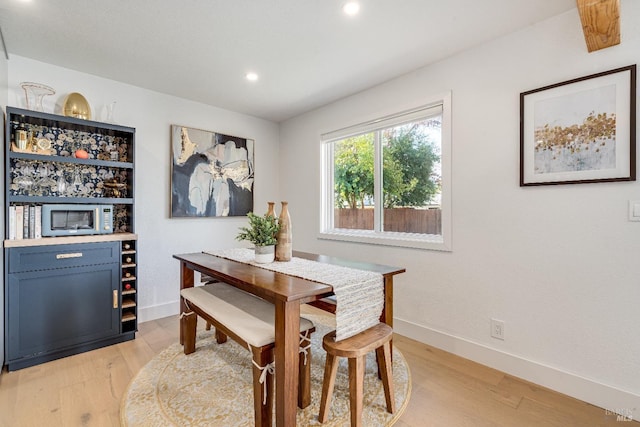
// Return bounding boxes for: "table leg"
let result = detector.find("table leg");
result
[274,299,300,427]
[179,261,194,346]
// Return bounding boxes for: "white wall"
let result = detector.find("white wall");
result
[280,3,640,418]
[6,56,280,322]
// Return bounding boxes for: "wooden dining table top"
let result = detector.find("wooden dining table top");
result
[174,250,405,303]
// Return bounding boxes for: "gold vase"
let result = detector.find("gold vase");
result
[275,201,292,262]
[62,92,92,120]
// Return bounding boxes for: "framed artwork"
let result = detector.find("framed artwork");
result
[170,125,254,217]
[520,65,636,186]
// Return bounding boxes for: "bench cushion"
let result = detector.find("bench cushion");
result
[181,282,314,348]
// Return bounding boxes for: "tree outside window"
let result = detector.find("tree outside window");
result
[332,117,441,235]
[321,94,451,251]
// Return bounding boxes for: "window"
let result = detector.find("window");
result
[320,92,451,251]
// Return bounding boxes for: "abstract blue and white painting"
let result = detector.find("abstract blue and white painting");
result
[171,125,254,217]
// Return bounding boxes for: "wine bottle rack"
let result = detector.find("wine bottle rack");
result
[121,239,137,332]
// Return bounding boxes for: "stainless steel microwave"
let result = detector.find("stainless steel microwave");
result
[41,204,114,237]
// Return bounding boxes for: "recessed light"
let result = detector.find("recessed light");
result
[246,72,259,82]
[343,2,360,16]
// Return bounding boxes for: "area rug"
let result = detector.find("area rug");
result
[120,310,411,426]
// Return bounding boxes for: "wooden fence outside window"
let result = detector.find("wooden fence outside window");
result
[334,208,441,235]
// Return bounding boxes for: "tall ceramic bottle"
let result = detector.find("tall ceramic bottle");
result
[266,201,275,218]
[275,201,292,261]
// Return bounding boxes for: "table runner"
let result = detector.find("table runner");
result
[204,248,383,341]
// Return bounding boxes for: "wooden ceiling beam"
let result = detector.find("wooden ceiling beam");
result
[576,0,620,52]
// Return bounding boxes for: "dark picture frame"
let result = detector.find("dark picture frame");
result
[170,125,254,217]
[520,65,636,186]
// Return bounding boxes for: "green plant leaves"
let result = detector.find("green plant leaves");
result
[236,212,280,246]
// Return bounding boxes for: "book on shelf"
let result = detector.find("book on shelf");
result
[22,205,29,240]
[8,206,16,240]
[28,205,36,239]
[34,205,42,239]
[15,205,24,240]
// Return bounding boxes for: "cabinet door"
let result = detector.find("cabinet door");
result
[6,263,120,361]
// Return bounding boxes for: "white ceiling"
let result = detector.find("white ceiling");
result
[0,0,576,122]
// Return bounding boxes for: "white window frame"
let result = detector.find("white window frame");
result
[319,91,452,251]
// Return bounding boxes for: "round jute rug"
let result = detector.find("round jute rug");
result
[121,311,411,426]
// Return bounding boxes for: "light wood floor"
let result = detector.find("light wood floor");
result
[0,307,634,427]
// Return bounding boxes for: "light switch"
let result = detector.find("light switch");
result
[628,201,640,221]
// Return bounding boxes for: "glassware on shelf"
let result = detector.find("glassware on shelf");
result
[72,169,83,187]
[13,162,37,194]
[105,101,116,123]
[71,169,91,197]
[37,164,57,196]
[20,82,56,112]
[15,123,29,150]
[14,175,35,192]
[56,172,69,196]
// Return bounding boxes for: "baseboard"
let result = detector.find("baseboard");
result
[394,317,639,421]
[138,300,179,323]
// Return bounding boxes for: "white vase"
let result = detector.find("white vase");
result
[254,245,275,263]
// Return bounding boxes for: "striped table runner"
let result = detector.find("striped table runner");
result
[204,248,383,341]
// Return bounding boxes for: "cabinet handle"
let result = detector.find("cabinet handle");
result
[56,252,83,259]
[113,290,119,309]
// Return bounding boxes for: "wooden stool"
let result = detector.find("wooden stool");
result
[318,323,395,427]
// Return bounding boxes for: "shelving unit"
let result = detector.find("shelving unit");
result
[5,107,135,235]
[3,107,138,371]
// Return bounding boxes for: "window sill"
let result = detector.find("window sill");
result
[318,229,451,251]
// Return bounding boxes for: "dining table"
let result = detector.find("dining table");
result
[173,249,405,427]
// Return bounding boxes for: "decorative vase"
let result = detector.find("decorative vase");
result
[254,245,275,263]
[266,201,275,217]
[105,101,117,123]
[62,92,92,120]
[275,201,292,262]
[20,82,55,112]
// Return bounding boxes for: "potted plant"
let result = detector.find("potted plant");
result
[236,212,280,263]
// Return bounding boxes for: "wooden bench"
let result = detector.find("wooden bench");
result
[180,282,315,427]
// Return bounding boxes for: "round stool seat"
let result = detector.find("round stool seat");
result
[322,323,393,358]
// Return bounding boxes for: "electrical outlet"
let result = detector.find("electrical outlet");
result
[491,318,505,340]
